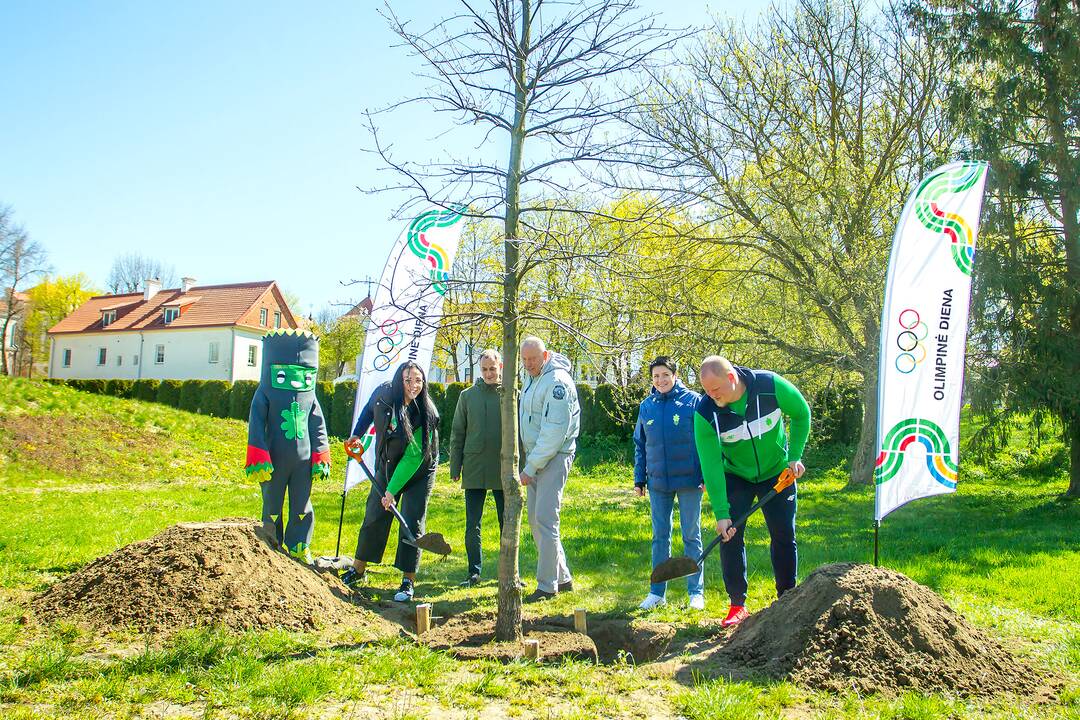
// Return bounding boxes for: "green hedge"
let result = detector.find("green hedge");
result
[441,382,467,440]
[315,381,335,433]
[47,374,863,449]
[133,379,160,402]
[178,380,205,413]
[331,380,357,438]
[593,384,645,439]
[229,381,258,420]
[157,380,183,407]
[576,383,597,437]
[105,379,134,399]
[201,380,231,417]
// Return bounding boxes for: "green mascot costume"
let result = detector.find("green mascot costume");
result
[244,329,331,563]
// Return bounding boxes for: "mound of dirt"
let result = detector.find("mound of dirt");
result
[421,610,675,664]
[709,562,1043,697]
[32,520,398,639]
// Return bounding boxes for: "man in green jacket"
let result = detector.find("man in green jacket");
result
[450,349,506,587]
[694,356,811,628]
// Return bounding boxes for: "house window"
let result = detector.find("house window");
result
[155,345,165,364]
[163,307,180,324]
[117,355,122,367]
[133,355,139,365]
[7,321,17,348]
[274,311,281,328]
[247,345,258,367]
[98,348,107,366]
[62,349,71,367]
[101,310,116,328]
[260,308,268,326]
[209,342,219,364]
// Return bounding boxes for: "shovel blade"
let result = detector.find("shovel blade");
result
[415,532,452,556]
[650,556,701,584]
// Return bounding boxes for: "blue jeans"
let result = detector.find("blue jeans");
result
[649,487,704,597]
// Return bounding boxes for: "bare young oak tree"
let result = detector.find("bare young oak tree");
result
[0,205,49,376]
[366,0,678,640]
[106,253,177,294]
[628,0,953,486]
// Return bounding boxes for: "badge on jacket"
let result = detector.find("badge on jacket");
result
[552,384,566,400]
[673,414,681,426]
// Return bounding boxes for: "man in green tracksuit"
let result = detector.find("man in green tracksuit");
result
[694,356,811,628]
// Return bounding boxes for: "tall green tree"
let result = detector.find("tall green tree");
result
[631,0,953,485]
[23,274,98,373]
[912,0,1080,497]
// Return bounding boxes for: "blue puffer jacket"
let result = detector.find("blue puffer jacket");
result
[633,380,703,492]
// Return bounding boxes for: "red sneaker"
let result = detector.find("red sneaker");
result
[721,605,749,628]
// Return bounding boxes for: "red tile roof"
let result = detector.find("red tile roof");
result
[48,281,296,335]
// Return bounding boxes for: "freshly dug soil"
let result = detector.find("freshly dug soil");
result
[420,610,675,664]
[32,520,398,639]
[705,562,1044,697]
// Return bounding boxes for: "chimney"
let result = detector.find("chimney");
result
[143,278,162,302]
[181,277,197,293]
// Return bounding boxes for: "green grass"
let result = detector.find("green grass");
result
[0,376,1077,718]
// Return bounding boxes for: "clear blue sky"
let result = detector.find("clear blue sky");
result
[0,0,768,318]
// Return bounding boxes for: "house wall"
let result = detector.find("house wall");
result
[49,327,266,382]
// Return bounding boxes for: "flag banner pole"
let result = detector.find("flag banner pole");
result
[874,162,989,524]
[334,490,347,558]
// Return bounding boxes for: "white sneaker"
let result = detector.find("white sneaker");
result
[688,594,706,611]
[639,593,666,610]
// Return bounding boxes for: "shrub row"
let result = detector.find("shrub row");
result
[51,376,866,446]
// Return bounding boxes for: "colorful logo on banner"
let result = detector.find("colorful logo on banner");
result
[912,163,985,276]
[406,207,465,295]
[372,319,406,372]
[874,418,958,489]
[894,308,929,374]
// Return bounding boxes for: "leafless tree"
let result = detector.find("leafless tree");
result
[0,205,50,376]
[363,0,682,639]
[106,253,177,294]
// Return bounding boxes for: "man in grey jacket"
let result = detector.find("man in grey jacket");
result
[518,336,580,602]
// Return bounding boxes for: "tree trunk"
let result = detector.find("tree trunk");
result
[0,315,11,376]
[848,366,878,486]
[494,0,529,643]
[1067,414,1080,499]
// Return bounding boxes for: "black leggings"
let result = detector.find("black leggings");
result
[354,466,436,574]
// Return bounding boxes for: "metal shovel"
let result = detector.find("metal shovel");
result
[344,444,452,556]
[650,468,797,584]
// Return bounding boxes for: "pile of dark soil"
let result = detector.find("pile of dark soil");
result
[421,610,674,664]
[704,562,1045,697]
[32,520,398,639]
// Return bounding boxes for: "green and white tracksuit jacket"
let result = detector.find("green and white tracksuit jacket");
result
[693,366,811,520]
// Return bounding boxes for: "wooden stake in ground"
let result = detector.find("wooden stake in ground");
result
[524,638,540,661]
[416,603,432,635]
[574,608,587,634]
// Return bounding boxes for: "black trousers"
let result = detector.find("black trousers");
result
[719,471,798,606]
[354,466,436,574]
[464,488,505,576]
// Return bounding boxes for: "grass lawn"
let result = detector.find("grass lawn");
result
[0,376,1077,718]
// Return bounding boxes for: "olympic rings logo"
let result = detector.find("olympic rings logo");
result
[894,309,928,374]
[372,319,406,372]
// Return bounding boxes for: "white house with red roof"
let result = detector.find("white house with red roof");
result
[47,278,297,382]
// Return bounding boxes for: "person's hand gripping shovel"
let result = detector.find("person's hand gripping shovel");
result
[650,468,797,585]
[343,441,452,556]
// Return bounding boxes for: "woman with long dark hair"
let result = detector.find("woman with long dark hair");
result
[342,360,440,602]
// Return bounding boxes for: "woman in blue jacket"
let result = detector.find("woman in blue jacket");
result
[633,356,705,610]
